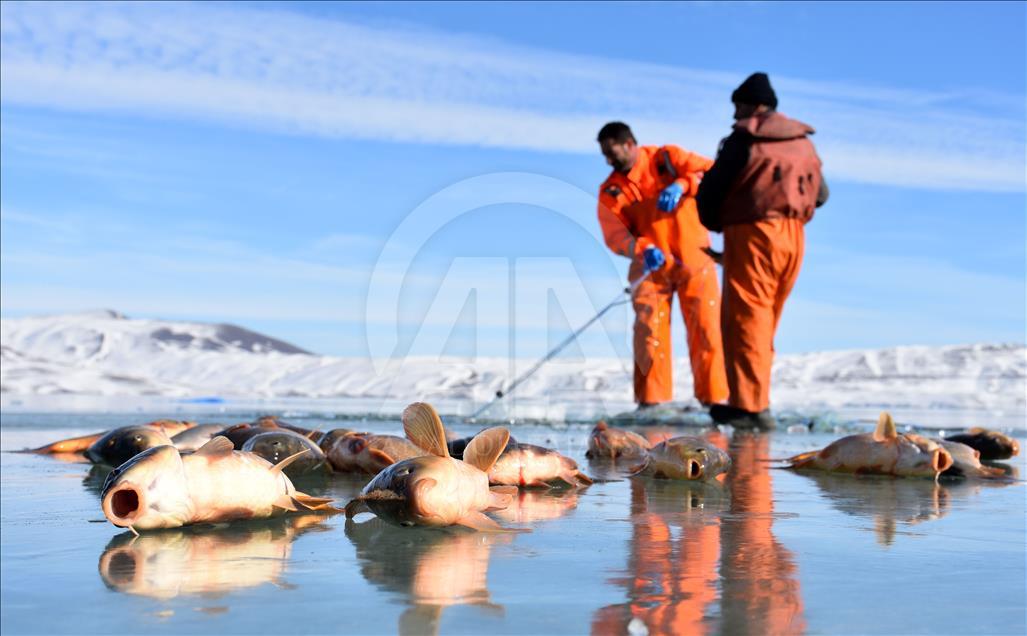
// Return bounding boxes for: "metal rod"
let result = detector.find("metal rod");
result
[469,269,652,420]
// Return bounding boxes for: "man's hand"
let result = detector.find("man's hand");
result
[657,182,684,212]
[643,246,666,271]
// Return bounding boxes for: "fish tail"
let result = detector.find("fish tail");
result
[784,451,819,469]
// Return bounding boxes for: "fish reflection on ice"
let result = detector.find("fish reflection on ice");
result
[805,470,1021,546]
[97,515,330,600]
[345,518,510,634]
[594,432,805,636]
[489,489,580,524]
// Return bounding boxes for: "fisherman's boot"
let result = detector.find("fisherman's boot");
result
[709,404,777,431]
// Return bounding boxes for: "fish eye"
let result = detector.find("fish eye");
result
[695,448,706,454]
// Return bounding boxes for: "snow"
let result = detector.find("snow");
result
[1,311,1024,427]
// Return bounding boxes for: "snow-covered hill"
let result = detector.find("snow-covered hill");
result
[1,311,1024,423]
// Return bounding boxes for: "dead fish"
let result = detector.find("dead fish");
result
[242,430,328,476]
[24,420,195,455]
[250,416,320,440]
[937,440,1005,479]
[944,428,1020,461]
[448,433,518,460]
[170,424,228,452]
[98,515,330,599]
[100,436,338,531]
[585,421,652,459]
[214,422,277,449]
[326,433,426,474]
[489,443,593,488]
[784,413,953,479]
[316,428,356,454]
[345,402,523,532]
[489,489,580,524]
[630,436,731,481]
[86,426,175,467]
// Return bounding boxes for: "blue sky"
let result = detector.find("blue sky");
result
[1,1,1024,359]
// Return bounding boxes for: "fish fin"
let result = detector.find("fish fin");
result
[573,470,594,486]
[344,498,370,518]
[366,448,396,469]
[402,402,450,457]
[274,495,299,512]
[292,492,342,513]
[873,412,898,441]
[194,436,235,456]
[628,458,650,476]
[489,485,519,496]
[269,449,310,475]
[485,490,513,512]
[784,450,819,469]
[463,427,511,473]
[455,511,527,533]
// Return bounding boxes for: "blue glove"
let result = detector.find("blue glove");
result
[657,182,684,212]
[643,246,666,271]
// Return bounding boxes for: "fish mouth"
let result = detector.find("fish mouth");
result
[688,460,703,480]
[98,549,138,587]
[102,484,143,526]
[934,449,953,474]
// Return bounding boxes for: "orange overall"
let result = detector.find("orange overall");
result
[598,145,728,405]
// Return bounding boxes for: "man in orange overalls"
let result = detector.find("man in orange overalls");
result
[597,122,728,409]
[697,73,829,429]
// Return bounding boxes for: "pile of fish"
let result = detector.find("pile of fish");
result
[20,407,1020,538]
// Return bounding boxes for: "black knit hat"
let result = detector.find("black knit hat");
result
[731,72,778,109]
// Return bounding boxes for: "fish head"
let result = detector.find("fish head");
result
[86,426,173,466]
[659,438,728,480]
[101,445,192,530]
[361,457,457,527]
[317,428,356,454]
[243,431,321,468]
[898,435,953,477]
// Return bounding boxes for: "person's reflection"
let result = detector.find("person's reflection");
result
[592,430,729,636]
[720,432,805,635]
[345,518,511,636]
[98,515,330,600]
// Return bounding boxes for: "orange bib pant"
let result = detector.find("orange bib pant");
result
[721,217,805,412]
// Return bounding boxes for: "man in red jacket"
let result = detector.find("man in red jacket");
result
[597,122,728,409]
[697,73,829,429]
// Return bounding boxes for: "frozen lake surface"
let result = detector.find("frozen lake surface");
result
[1,410,1024,635]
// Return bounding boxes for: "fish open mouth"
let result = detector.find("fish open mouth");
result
[103,485,142,525]
[934,449,953,474]
[688,460,703,480]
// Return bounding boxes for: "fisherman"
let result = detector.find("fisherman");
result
[597,122,728,411]
[697,73,829,429]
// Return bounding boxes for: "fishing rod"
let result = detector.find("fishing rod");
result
[469,268,652,421]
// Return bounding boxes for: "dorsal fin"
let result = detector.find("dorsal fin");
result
[873,412,897,441]
[463,427,510,473]
[195,436,235,456]
[270,449,310,475]
[402,402,449,458]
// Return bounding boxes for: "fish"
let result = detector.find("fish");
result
[169,424,228,452]
[630,436,731,481]
[23,420,195,454]
[85,426,176,466]
[489,443,593,488]
[326,432,426,474]
[447,433,518,460]
[213,422,277,449]
[585,421,652,460]
[489,489,580,524]
[242,430,328,476]
[784,412,954,479]
[316,428,356,454]
[937,440,1006,479]
[944,428,1020,461]
[344,402,524,532]
[100,436,339,531]
[97,515,330,599]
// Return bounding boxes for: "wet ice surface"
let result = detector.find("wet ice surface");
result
[1,412,1024,635]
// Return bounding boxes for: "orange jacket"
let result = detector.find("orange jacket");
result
[598,145,714,274]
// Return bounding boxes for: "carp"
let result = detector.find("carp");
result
[86,426,175,466]
[325,432,426,474]
[937,440,1005,479]
[489,443,593,488]
[24,420,195,455]
[344,402,523,532]
[630,436,731,481]
[585,421,652,459]
[100,436,338,531]
[784,412,953,479]
[944,428,1019,461]
[169,424,227,452]
[242,430,328,476]
[316,427,356,454]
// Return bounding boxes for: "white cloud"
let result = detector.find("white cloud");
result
[1,1,1022,192]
